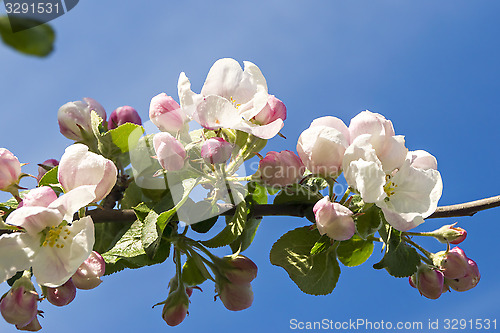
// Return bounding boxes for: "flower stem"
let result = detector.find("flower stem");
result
[403,236,433,259]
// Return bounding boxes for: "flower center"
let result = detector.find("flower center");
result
[40,224,71,249]
[383,174,398,199]
[230,96,241,109]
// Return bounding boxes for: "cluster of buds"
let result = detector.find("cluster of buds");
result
[215,255,258,311]
[410,246,480,299]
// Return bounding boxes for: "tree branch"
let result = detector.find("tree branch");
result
[86,194,500,224]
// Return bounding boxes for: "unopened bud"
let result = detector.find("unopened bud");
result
[445,258,480,292]
[72,251,106,290]
[432,247,469,279]
[313,197,355,241]
[45,278,77,307]
[162,288,189,327]
[201,138,233,164]
[222,255,258,284]
[256,150,305,187]
[217,282,254,312]
[253,95,287,125]
[153,132,186,171]
[16,316,42,331]
[0,148,22,192]
[109,106,142,129]
[57,97,106,141]
[149,93,188,134]
[0,279,38,327]
[430,223,467,244]
[412,265,444,300]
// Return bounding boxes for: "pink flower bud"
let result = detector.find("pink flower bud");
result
[162,289,190,327]
[20,187,58,208]
[0,286,38,327]
[217,282,254,312]
[201,138,233,164]
[433,247,470,279]
[45,278,77,307]
[58,97,106,141]
[256,150,305,187]
[348,110,395,145]
[313,197,355,241]
[413,265,444,299]
[108,106,142,130]
[153,133,186,171]
[58,144,118,202]
[297,121,348,178]
[253,95,287,125]
[36,159,59,183]
[16,316,42,331]
[430,223,467,244]
[0,148,21,192]
[149,93,188,134]
[222,255,258,284]
[71,251,106,290]
[446,258,480,292]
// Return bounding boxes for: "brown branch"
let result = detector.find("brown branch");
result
[86,194,500,224]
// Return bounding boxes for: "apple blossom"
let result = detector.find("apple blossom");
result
[57,97,106,141]
[297,118,349,178]
[108,106,142,130]
[36,159,59,183]
[1,185,97,287]
[178,58,284,139]
[58,144,118,203]
[0,279,38,327]
[313,197,355,241]
[201,137,233,164]
[45,278,77,306]
[153,132,186,171]
[0,148,22,192]
[149,93,188,134]
[256,150,305,187]
[217,281,254,312]
[348,110,395,145]
[71,251,106,290]
[20,187,58,209]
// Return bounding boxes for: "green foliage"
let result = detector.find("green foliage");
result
[202,202,247,248]
[336,235,374,267]
[310,234,331,256]
[354,204,383,239]
[373,226,420,277]
[93,221,134,254]
[182,256,208,286]
[38,166,58,187]
[270,226,341,296]
[0,16,55,57]
[273,184,322,222]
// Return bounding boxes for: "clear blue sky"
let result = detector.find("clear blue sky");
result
[1,1,500,332]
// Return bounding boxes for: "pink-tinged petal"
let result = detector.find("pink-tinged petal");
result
[0,233,34,284]
[236,61,269,120]
[377,135,407,172]
[201,58,244,99]
[32,216,95,288]
[153,133,186,171]
[310,116,350,144]
[348,110,395,144]
[6,207,63,234]
[48,185,97,223]
[0,148,22,191]
[408,150,438,170]
[380,208,425,231]
[245,118,284,140]
[21,187,58,208]
[149,93,187,134]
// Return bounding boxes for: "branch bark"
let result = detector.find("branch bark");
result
[86,194,500,224]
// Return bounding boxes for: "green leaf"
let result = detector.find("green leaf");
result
[336,235,374,267]
[355,204,383,239]
[270,226,341,295]
[202,202,247,249]
[273,184,323,205]
[182,256,208,286]
[38,166,58,186]
[247,182,267,205]
[310,234,331,256]
[188,201,219,234]
[102,220,171,275]
[120,182,145,210]
[141,210,162,259]
[105,123,144,153]
[302,175,329,193]
[0,16,55,57]
[93,221,134,254]
[230,217,261,253]
[373,226,420,277]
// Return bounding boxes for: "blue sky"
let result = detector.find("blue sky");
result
[1,1,500,332]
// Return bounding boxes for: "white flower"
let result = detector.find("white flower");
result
[0,186,96,287]
[343,135,442,231]
[177,58,283,139]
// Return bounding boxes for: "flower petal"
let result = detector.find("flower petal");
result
[201,58,244,99]
[177,72,201,116]
[6,206,63,234]
[48,185,97,223]
[0,233,34,283]
[195,95,244,130]
[31,216,95,287]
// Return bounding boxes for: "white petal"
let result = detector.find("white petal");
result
[236,61,269,120]
[48,185,97,223]
[310,116,350,143]
[177,72,200,116]
[201,58,243,99]
[58,144,106,191]
[32,216,95,287]
[195,95,244,130]
[0,233,34,283]
[408,150,438,170]
[380,208,425,231]
[377,135,407,172]
[245,118,284,140]
[6,206,63,234]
